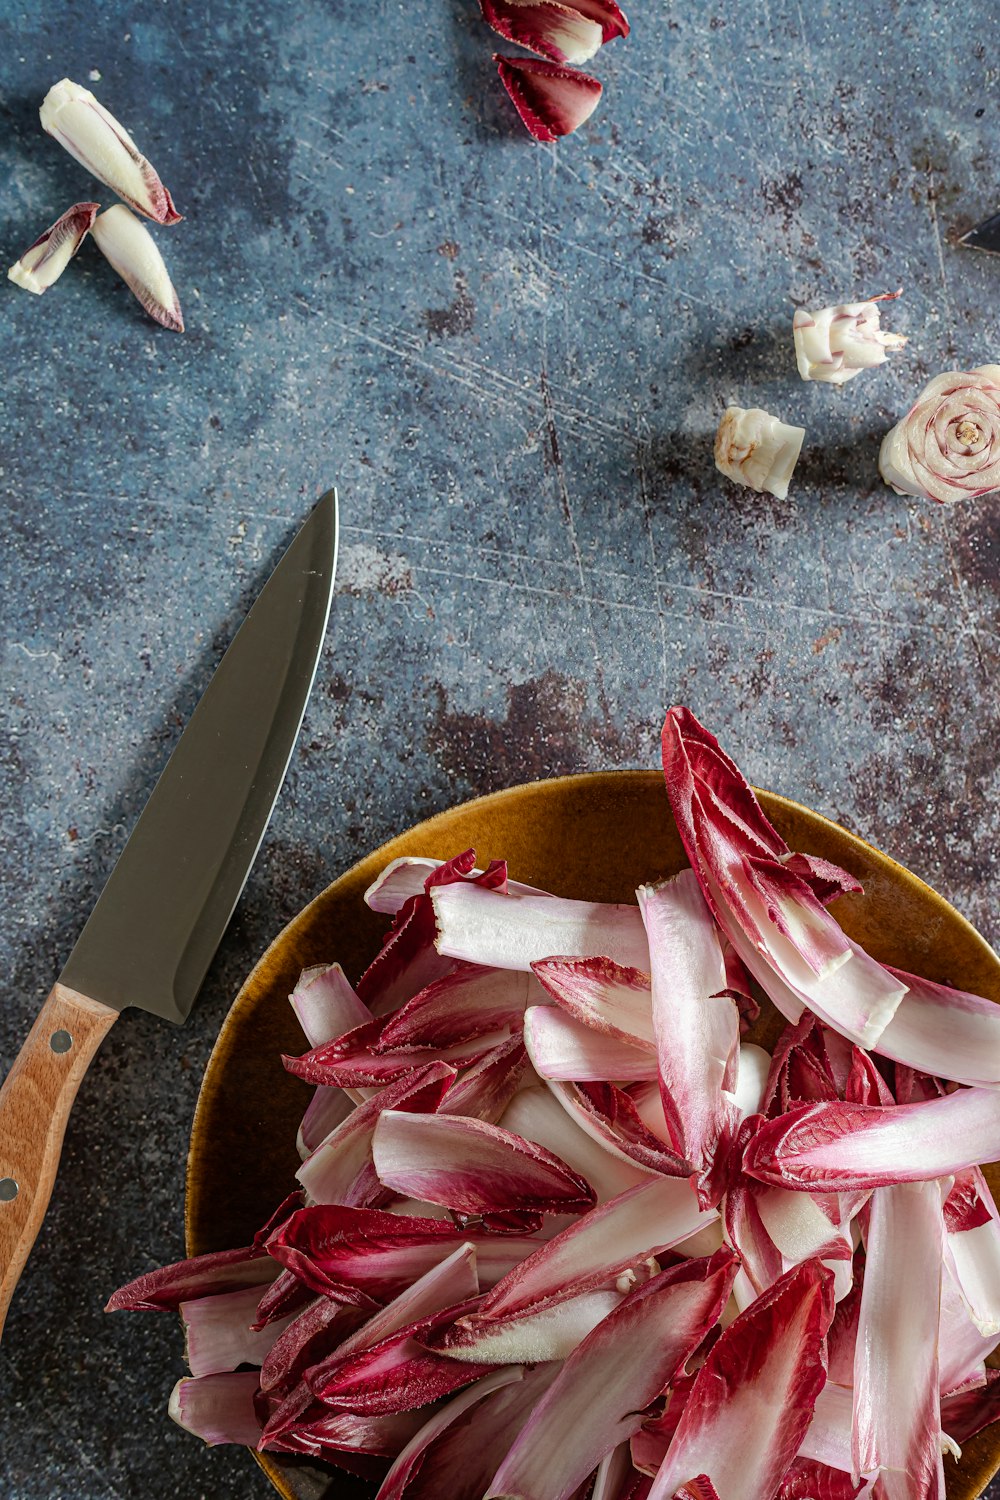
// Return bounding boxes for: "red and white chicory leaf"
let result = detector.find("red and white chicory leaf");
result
[543,1079,689,1179]
[938,1258,1000,1399]
[298,1082,356,1157]
[486,1249,739,1500]
[852,1180,945,1494]
[638,871,739,1207]
[433,1288,622,1365]
[40,78,182,223]
[524,1005,657,1082]
[494,54,602,142]
[432,882,649,974]
[661,708,904,1048]
[944,1167,1000,1336]
[378,965,542,1052]
[670,1483,721,1500]
[798,1380,855,1474]
[375,1366,528,1500]
[7,201,99,294]
[480,0,604,66]
[648,1259,836,1500]
[940,1368,1000,1446]
[309,1298,494,1414]
[774,1458,867,1500]
[501,1083,654,1201]
[169,1370,261,1447]
[722,1116,784,1305]
[482,1176,716,1319]
[441,1035,534,1123]
[372,1109,596,1216]
[296,1061,454,1206]
[181,1285,297,1379]
[106,1243,278,1312]
[375,1361,561,1500]
[590,1445,637,1500]
[258,1293,379,1396]
[267,1204,540,1301]
[531,955,655,1051]
[253,1268,318,1329]
[91,204,184,331]
[556,0,628,40]
[291,961,371,1045]
[743,1089,1000,1193]
[873,966,1000,1089]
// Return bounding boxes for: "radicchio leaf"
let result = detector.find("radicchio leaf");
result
[501,1083,654,1202]
[181,1285,297,1378]
[773,1458,866,1500]
[481,1176,715,1319]
[376,1361,561,1500]
[941,1368,1000,1445]
[480,0,604,66]
[743,1090,1000,1193]
[258,1292,379,1396]
[169,1370,261,1446]
[431,1287,623,1364]
[943,1167,1000,1336]
[372,1109,596,1216]
[296,1061,455,1206]
[107,1244,278,1312]
[531,955,655,1051]
[375,1366,528,1500]
[309,1297,494,1413]
[661,708,905,1049]
[494,54,602,142]
[432,883,648,975]
[853,1180,945,1494]
[485,1249,739,1500]
[543,1079,689,1179]
[647,1260,836,1500]
[266,1204,540,1301]
[440,1035,533,1123]
[525,1004,657,1081]
[638,871,740,1207]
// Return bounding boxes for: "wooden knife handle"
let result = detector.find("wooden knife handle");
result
[0,982,118,1337]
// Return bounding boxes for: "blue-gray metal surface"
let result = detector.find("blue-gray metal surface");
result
[0,1,997,1496]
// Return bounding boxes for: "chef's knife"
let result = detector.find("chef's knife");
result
[959,211,1000,256]
[0,488,339,1337]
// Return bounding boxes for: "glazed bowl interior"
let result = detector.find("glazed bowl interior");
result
[185,770,1000,1500]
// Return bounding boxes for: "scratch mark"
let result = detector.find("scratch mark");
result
[635,425,670,695]
[12,642,62,665]
[927,166,956,361]
[339,523,970,639]
[540,367,611,712]
[940,508,987,680]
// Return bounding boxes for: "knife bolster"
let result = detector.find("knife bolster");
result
[0,983,118,1338]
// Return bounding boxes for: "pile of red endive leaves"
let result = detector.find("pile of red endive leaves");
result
[110,708,1000,1500]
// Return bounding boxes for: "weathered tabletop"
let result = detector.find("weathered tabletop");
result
[1,0,998,1495]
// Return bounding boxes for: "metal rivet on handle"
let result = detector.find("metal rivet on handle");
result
[0,1179,18,1202]
[50,1030,73,1054]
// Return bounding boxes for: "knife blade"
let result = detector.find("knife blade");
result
[959,211,1000,256]
[0,488,338,1336]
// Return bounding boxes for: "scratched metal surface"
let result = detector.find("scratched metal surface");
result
[0,0,998,1495]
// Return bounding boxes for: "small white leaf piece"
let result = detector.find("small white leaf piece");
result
[8,201,99,294]
[90,204,184,331]
[793,293,907,385]
[714,406,805,500]
[879,366,1000,504]
[40,78,182,224]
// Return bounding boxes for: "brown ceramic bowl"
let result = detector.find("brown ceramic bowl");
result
[185,771,1000,1500]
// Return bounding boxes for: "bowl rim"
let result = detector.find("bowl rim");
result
[184,767,1000,1500]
